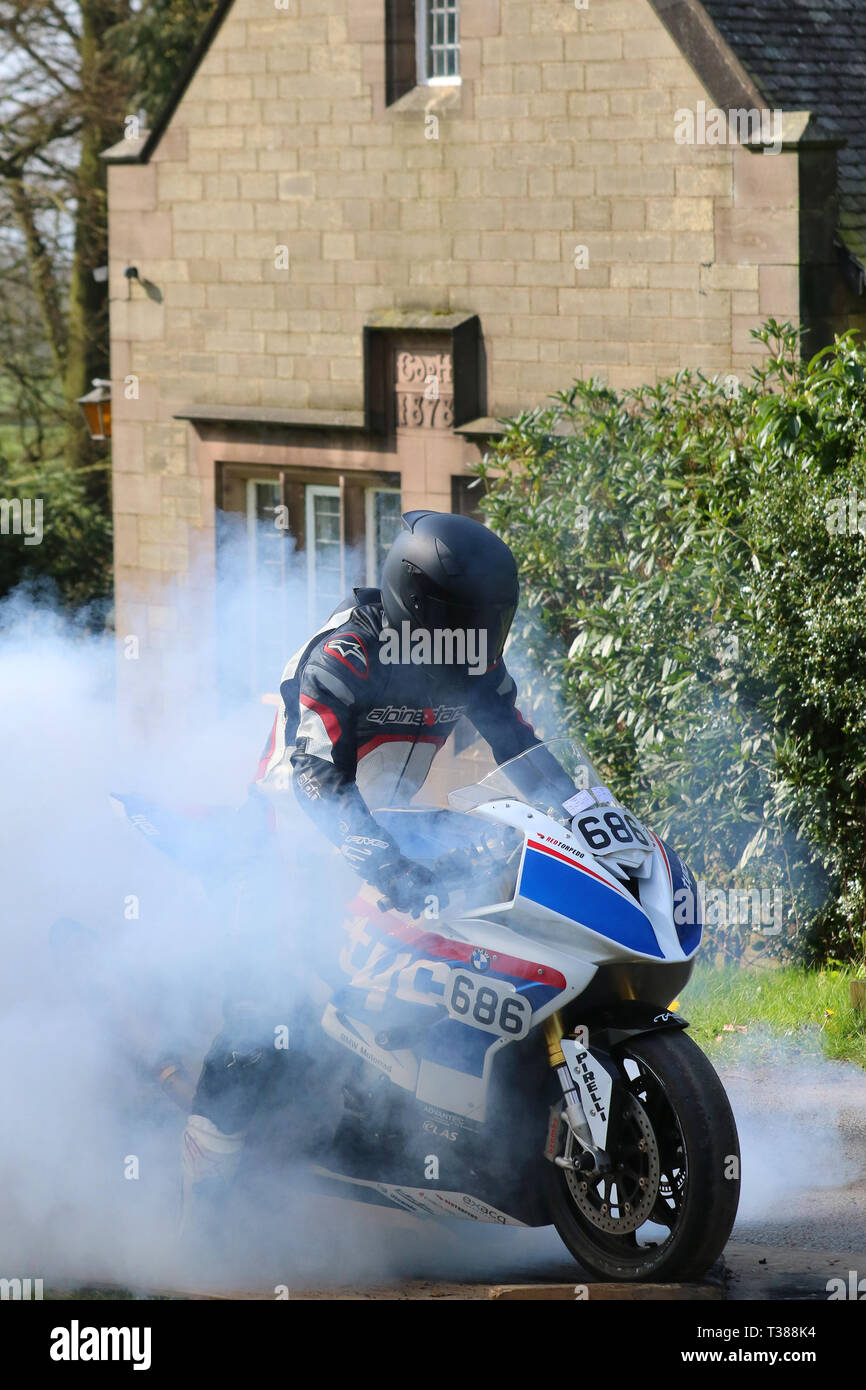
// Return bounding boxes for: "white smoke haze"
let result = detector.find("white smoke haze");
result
[0,543,340,1292]
[0,535,569,1294]
[722,1037,865,1236]
[0,530,862,1296]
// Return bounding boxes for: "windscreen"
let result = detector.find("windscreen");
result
[447,737,609,827]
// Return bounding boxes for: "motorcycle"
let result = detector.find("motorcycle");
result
[112,737,740,1283]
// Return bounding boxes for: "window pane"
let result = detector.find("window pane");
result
[309,490,344,617]
[253,481,280,524]
[376,491,403,576]
[241,479,291,699]
[367,489,402,586]
[424,0,459,82]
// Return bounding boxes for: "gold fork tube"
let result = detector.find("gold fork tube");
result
[543,1010,566,1068]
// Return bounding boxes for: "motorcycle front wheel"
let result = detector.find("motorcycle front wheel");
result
[546,1030,740,1282]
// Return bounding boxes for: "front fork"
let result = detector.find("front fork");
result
[543,1012,612,1174]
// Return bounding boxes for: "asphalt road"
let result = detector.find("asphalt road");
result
[223,1059,866,1301]
[50,1057,866,1301]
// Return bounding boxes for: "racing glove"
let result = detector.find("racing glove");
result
[374,855,448,918]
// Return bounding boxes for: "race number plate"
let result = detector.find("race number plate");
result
[445,969,532,1039]
[569,805,652,857]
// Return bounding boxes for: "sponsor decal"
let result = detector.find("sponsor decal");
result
[130,813,159,837]
[368,704,464,727]
[537,831,585,860]
[574,1048,607,1122]
[544,1105,562,1161]
[375,1185,426,1215]
[296,771,321,801]
[460,1194,508,1225]
[336,1029,393,1076]
[342,834,390,868]
[311,1169,525,1225]
[423,1119,458,1142]
[422,1102,477,1134]
[323,632,369,678]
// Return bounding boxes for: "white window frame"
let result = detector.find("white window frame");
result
[305,484,343,624]
[415,0,461,87]
[244,477,287,697]
[245,478,282,564]
[365,486,402,587]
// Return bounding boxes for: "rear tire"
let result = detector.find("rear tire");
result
[546,1030,739,1282]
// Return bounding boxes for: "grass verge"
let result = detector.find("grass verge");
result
[679,964,866,1071]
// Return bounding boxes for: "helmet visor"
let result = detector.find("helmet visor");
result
[417,594,516,671]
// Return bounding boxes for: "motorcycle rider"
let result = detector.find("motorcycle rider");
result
[257,509,575,910]
[180,511,577,1218]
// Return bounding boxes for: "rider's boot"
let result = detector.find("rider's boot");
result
[179,1112,245,1242]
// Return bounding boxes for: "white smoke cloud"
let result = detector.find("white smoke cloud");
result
[0,538,569,1294]
[1,535,861,1297]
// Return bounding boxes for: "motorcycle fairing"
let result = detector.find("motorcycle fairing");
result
[662,839,702,955]
[323,888,585,1119]
[309,1167,528,1226]
[459,799,690,963]
[335,893,566,1021]
[519,838,664,958]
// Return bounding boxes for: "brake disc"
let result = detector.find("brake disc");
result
[563,1093,660,1234]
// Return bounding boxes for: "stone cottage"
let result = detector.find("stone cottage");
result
[103,0,866,710]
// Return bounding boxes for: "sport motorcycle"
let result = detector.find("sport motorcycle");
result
[112,737,740,1283]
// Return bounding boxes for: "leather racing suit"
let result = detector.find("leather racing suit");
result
[254,587,573,899]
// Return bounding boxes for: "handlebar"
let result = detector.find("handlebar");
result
[375,839,514,917]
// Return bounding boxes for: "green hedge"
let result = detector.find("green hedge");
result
[0,457,112,616]
[475,324,866,966]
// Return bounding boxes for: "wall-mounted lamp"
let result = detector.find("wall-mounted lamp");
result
[124,265,162,303]
[76,378,112,441]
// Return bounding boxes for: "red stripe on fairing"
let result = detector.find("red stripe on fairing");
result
[348,894,567,988]
[299,692,341,744]
[357,733,446,760]
[527,839,633,902]
[650,830,672,886]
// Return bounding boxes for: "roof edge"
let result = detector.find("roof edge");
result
[108,0,236,165]
[648,0,768,111]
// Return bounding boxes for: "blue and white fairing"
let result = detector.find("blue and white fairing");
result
[448,738,703,967]
[317,739,703,1126]
[456,800,700,965]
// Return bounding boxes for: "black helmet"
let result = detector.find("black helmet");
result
[380,511,519,674]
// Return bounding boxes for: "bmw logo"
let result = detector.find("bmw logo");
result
[470,948,490,972]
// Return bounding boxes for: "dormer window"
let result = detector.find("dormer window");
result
[417,0,460,86]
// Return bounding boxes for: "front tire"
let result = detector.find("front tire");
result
[546,1030,739,1282]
